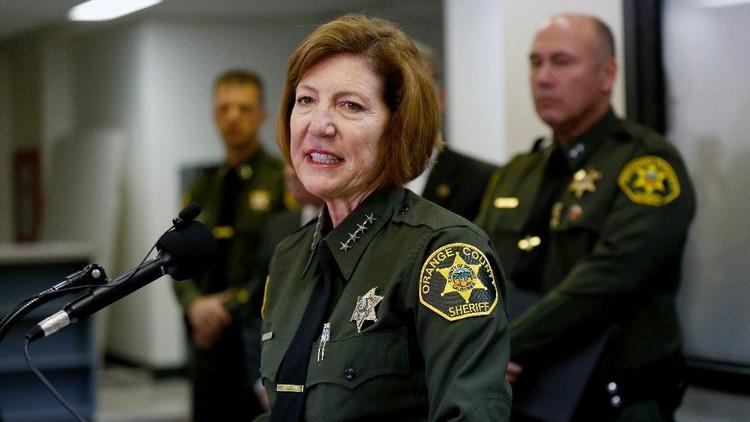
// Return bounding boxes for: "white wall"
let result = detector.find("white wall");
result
[664,1,750,365]
[445,0,505,162]
[446,0,624,165]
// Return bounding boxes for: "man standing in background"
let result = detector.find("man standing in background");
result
[173,70,285,421]
[476,14,695,420]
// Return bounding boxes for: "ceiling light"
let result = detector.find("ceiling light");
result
[694,0,750,7]
[68,0,162,21]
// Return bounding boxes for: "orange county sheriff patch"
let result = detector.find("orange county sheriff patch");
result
[618,155,681,206]
[419,243,498,321]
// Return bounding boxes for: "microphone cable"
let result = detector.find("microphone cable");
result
[24,337,87,422]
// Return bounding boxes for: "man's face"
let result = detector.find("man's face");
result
[529,17,614,135]
[213,83,266,149]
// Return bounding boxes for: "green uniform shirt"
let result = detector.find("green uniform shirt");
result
[172,147,285,317]
[261,188,511,421]
[476,110,696,373]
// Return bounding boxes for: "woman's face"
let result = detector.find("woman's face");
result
[290,53,390,204]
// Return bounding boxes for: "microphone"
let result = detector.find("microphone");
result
[173,201,201,229]
[27,218,217,341]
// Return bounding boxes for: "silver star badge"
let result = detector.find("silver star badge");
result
[339,242,351,251]
[351,287,384,333]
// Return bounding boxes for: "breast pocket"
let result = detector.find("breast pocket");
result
[551,207,604,266]
[304,327,416,421]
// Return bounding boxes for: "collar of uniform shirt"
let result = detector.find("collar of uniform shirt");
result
[554,107,624,172]
[307,187,404,280]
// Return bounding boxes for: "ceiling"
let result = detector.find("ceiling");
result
[0,0,442,42]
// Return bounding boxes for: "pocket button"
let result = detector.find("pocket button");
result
[344,367,357,381]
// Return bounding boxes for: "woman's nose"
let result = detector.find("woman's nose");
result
[310,108,336,137]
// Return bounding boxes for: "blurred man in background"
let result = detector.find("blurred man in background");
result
[173,69,285,421]
[476,14,695,420]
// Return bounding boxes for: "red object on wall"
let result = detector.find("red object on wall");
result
[13,149,42,242]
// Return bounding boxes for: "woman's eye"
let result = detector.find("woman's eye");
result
[342,101,363,112]
[296,96,313,106]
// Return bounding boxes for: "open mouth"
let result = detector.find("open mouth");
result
[308,151,343,165]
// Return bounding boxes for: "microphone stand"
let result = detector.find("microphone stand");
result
[0,264,107,344]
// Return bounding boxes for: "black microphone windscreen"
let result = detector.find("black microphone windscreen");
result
[157,220,217,281]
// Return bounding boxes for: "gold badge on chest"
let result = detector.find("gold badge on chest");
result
[569,167,602,199]
[351,287,384,333]
[248,189,271,212]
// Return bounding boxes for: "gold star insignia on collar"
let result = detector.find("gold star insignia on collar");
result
[569,167,602,199]
[351,287,383,333]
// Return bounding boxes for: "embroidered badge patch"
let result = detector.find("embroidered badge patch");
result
[618,156,680,206]
[419,243,498,321]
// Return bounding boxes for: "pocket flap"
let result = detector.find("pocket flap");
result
[306,328,410,389]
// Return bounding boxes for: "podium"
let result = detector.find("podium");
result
[0,242,97,421]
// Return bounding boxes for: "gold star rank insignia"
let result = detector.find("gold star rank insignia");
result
[419,243,498,321]
[618,155,681,206]
[569,167,602,198]
[351,287,383,333]
[248,189,271,212]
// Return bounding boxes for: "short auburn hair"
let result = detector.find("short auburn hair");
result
[277,14,440,189]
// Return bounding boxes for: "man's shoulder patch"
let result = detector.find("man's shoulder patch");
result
[618,155,681,206]
[419,243,498,321]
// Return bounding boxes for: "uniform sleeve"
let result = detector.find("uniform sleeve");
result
[510,152,696,361]
[172,278,202,313]
[410,227,512,421]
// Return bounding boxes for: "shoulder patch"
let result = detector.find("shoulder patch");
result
[419,243,499,321]
[618,155,680,206]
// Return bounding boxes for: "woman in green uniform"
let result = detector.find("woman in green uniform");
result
[258,14,511,422]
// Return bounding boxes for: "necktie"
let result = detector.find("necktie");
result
[270,241,335,421]
[209,167,240,292]
[512,147,570,290]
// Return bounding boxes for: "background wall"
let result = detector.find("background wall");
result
[664,0,750,365]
